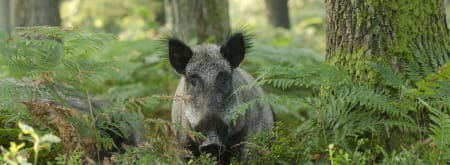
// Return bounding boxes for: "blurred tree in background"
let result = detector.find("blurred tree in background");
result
[169,0,230,43]
[265,0,290,29]
[12,0,61,27]
[0,0,62,34]
[0,1,11,34]
[60,0,165,40]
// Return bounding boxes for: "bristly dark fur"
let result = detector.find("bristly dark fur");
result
[162,28,253,73]
[225,28,253,55]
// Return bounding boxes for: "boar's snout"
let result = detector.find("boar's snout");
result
[199,131,226,155]
[199,141,225,155]
[194,114,229,156]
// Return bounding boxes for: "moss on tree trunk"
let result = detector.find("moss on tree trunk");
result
[169,0,230,44]
[325,0,449,85]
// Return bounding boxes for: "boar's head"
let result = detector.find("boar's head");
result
[168,33,248,156]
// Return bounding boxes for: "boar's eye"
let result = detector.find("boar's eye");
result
[188,75,201,87]
[219,76,230,86]
[216,72,231,87]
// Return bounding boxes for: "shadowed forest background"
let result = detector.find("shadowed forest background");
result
[0,0,449,164]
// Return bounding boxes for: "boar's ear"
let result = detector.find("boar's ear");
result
[168,39,193,74]
[220,33,246,68]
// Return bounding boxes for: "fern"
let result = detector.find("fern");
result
[246,42,322,69]
[0,27,149,162]
[337,86,412,120]
[418,98,450,162]
[405,60,423,83]
[369,62,404,89]
[256,63,351,92]
[409,41,448,80]
[245,122,315,164]
[1,26,448,164]
[416,63,450,96]
[308,89,417,147]
[0,80,34,104]
[0,26,122,116]
[240,54,441,163]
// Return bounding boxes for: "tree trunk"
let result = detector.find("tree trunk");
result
[169,0,230,44]
[12,0,61,27]
[0,0,11,34]
[150,0,166,25]
[325,0,449,85]
[265,0,290,29]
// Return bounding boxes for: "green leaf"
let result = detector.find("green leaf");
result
[40,134,61,143]
[18,122,34,134]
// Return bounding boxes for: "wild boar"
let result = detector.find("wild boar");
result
[169,33,274,164]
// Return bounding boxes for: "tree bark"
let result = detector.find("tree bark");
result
[0,0,11,34]
[12,0,61,27]
[169,0,230,44]
[325,0,449,85]
[265,0,290,29]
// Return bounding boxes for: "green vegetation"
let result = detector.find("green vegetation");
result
[0,1,449,164]
[0,122,60,165]
[242,61,449,164]
[0,25,448,164]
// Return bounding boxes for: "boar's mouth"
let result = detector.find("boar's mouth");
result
[199,130,226,155]
[194,114,229,156]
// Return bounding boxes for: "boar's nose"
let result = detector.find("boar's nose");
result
[199,131,225,155]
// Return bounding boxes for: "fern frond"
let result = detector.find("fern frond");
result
[246,42,322,69]
[369,62,404,89]
[338,86,411,120]
[421,42,437,72]
[411,44,433,77]
[418,98,450,162]
[0,79,34,104]
[257,64,351,90]
[230,98,262,122]
[416,62,450,97]
[405,61,422,83]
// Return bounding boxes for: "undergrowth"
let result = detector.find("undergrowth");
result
[239,60,449,164]
[0,27,449,164]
